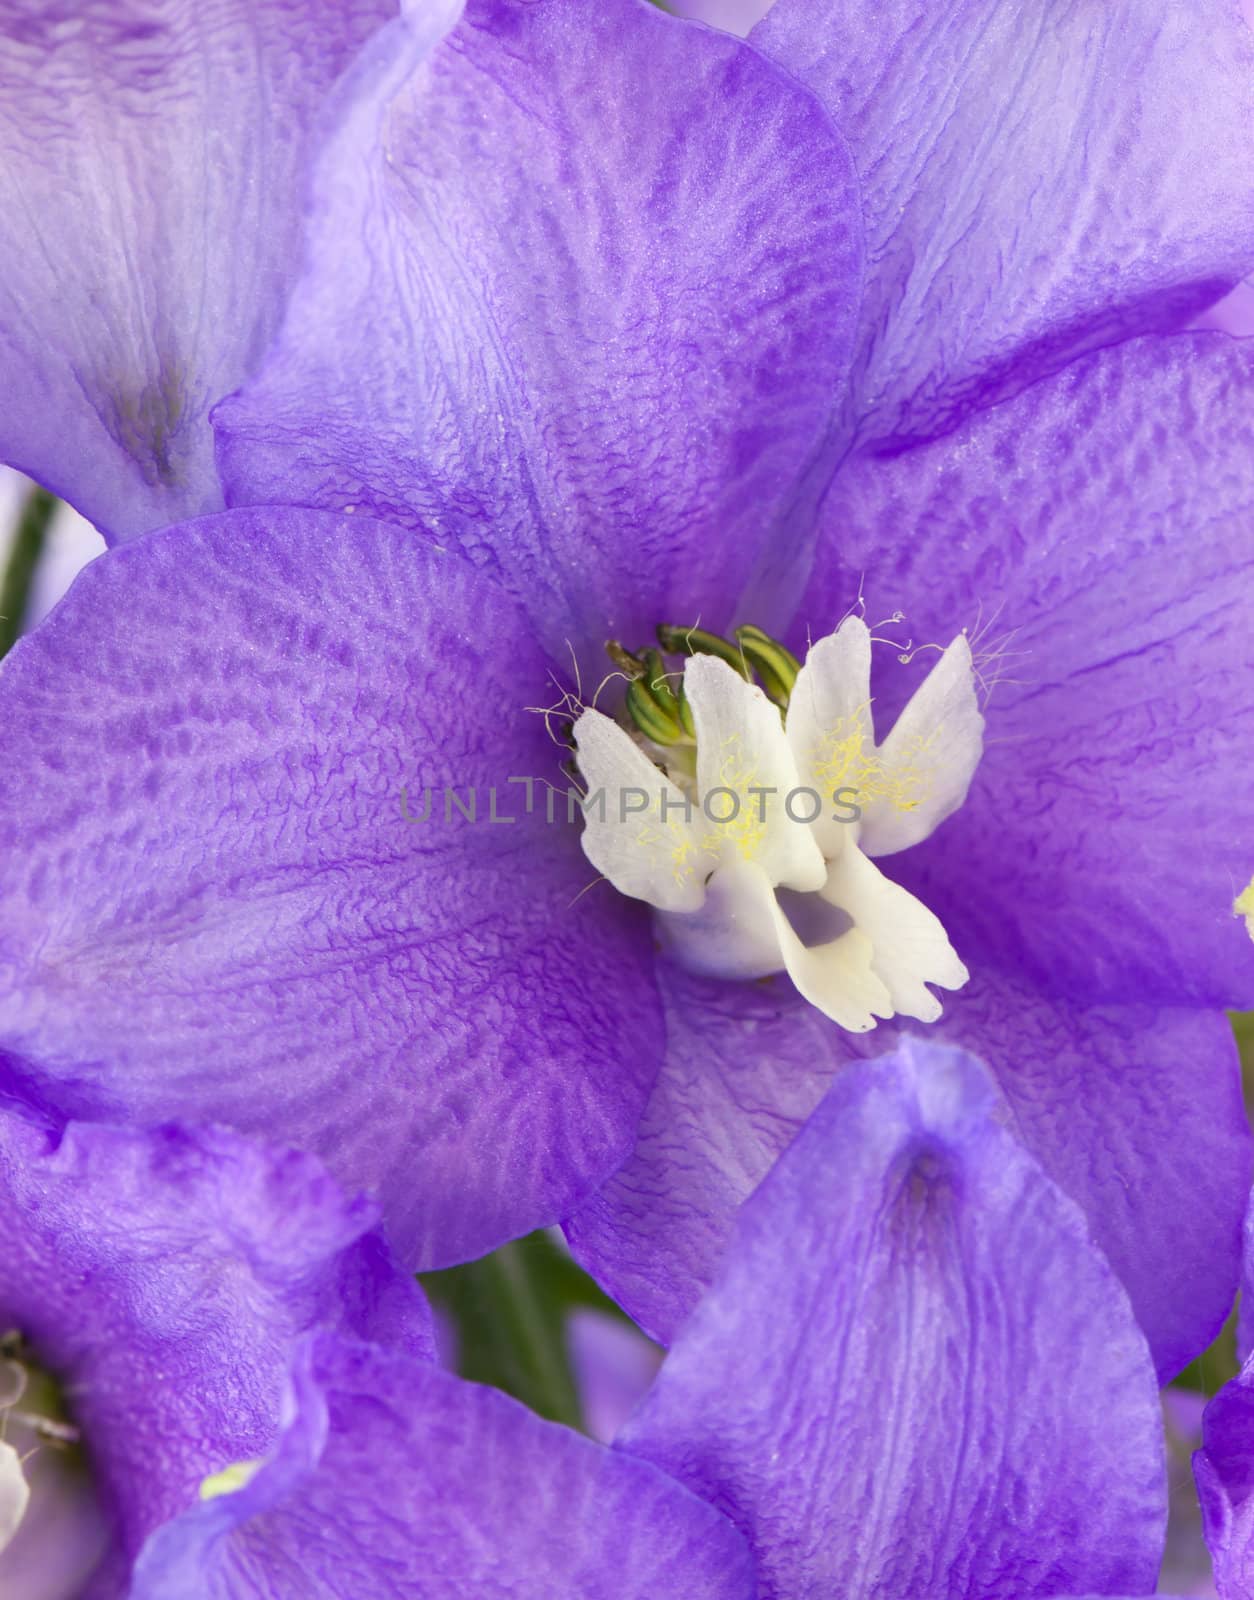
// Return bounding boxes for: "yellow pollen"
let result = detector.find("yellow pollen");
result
[668,829,702,885]
[199,1458,264,1501]
[631,810,703,890]
[695,734,769,863]
[812,706,935,815]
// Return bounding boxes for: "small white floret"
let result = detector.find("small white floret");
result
[0,1439,29,1554]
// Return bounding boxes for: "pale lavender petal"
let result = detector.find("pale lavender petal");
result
[130,1333,756,1600]
[1162,1390,1219,1600]
[567,1310,663,1446]
[666,0,772,34]
[619,1040,1166,1600]
[1198,282,1254,337]
[0,0,395,542]
[752,0,1254,448]
[1238,1191,1254,1365]
[5,1449,110,1600]
[0,508,661,1268]
[216,0,863,660]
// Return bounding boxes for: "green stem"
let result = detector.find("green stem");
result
[421,1232,592,1431]
[486,1242,586,1429]
[0,485,57,659]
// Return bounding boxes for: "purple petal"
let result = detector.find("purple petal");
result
[569,963,1247,1379]
[0,1106,431,1590]
[618,1040,1166,1600]
[0,507,662,1267]
[803,331,1254,1010]
[564,964,871,1345]
[215,0,864,660]
[752,0,1254,449]
[1202,1184,1254,1593]
[0,0,394,542]
[931,970,1250,1384]
[130,1332,756,1600]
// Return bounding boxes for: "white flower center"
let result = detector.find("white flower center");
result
[0,1342,109,1592]
[572,616,983,1031]
[0,1440,28,1557]
[0,1356,29,1557]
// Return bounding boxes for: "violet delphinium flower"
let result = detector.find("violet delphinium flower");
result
[564,329,1254,1377]
[0,0,394,541]
[1196,1380,1254,1600]
[0,1103,754,1599]
[128,1334,755,1598]
[0,0,866,1268]
[128,1042,1174,1600]
[615,1041,1168,1599]
[0,1104,434,1596]
[0,0,1252,1375]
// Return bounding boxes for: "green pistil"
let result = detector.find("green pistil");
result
[626,677,682,746]
[606,639,694,748]
[655,624,751,679]
[607,622,800,746]
[733,625,801,708]
[640,649,680,716]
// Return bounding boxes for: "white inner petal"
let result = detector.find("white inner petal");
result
[819,843,968,1022]
[860,633,984,857]
[657,858,796,982]
[786,616,984,859]
[1236,876,1254,942]
[572,708,716,914]
[0,1440,29,1555]
[572,613,981,1033]
[784,614,874,860]
[659,857,890,1031]
[684,655,826,893]
[765,891,889,1032]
